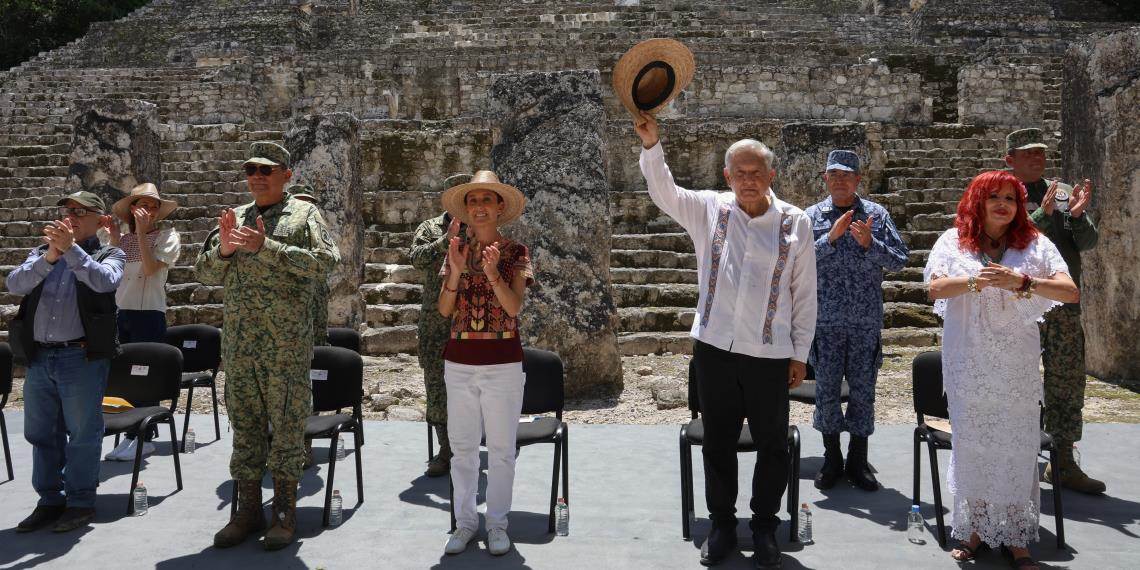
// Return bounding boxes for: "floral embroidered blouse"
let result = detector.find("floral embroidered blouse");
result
[440,238,534,365]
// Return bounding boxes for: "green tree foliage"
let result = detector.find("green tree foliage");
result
[0,0,150,71]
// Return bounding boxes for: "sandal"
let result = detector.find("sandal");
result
[1000,545,1040,569]
[951,540,990,561]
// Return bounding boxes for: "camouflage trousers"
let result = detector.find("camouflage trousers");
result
[1041,304,1086,444]
[809,326,883,438]
[224,355,313,481]
[423,361,448,427]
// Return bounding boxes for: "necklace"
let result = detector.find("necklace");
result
[982,229,1006,248]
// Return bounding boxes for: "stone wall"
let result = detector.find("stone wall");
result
[957,64,1044,126]
[1061,26,1140,382]
[67,99,161,205]
[359,119,493,193]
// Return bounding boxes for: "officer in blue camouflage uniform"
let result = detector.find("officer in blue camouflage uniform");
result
[804,150,908,491]
[1004,128,1104,495]
[196,143,339,550]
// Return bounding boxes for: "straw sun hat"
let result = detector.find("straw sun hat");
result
[612,38,695,122]
[440,170,526,226]
[111,182,177,222]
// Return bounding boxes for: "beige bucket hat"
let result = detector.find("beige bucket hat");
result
[112,182,177,222]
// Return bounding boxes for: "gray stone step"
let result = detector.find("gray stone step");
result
[611,233,694,253]
[610,267,698,285]
[882,280,929,304]
[364,263,422,284]
[610,249,697,270]
[618,306,695,333]
[362,324,418,355]
[361,282,422,305]
[908,213,956,231]
[365,303,421,327]
[613,283,699,308]
[883,302,940,328]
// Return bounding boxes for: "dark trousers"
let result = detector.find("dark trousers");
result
[117,310,167,440]
[693,340,790,532]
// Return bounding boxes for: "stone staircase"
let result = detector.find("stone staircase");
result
[1,0,1135,354]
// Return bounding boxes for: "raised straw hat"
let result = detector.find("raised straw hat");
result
[440,170,526,226]
[612,38,695,123]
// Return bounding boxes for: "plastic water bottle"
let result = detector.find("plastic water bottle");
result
[185,428,196,454]
[1072,444,1081,467]
[555,498,569,536]
[336,435,346,461]
[907,504,925,544]
[329,490,343,526]
[133,482,149,516]
[797,503,813,544]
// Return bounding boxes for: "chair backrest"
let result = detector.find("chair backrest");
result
[310,345,364,413]
[326,327,362,354]
[911,350,949,421]
[520,347,564,416]
[0,342,12,396]
[164,324,221,373]
[107,342,184,406]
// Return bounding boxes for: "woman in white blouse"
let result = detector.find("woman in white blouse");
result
[101,183,180,461]
[925,170,1078,570]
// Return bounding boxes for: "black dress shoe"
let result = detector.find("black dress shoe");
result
[16,505,66,533]
[51,507,95,533]
[752,531,782,569]
[700,523,739,566]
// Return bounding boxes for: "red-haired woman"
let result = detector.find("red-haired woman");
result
[924,170,1078,569]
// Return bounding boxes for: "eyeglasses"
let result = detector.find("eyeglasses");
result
[243,164,277,177]
[58,206,96,217]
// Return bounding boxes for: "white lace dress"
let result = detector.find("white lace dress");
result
[923,228,1068,547]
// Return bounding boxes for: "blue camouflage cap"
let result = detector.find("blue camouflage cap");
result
[825,150,860,173]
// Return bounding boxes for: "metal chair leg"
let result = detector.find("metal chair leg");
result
[181,386,194,452]
[0,411,13,481]
[548,440,561,534]
[927,440,946,548]
[169,418,183,491]
[209,380,221,441]
[680,430,693,540]
[353,423,364,504]
[427,423,435,463]
[323,430,339,528]
[127,426,146,515]
[912,430,922,506]
[561,424,569,504]
[789,430,801,543]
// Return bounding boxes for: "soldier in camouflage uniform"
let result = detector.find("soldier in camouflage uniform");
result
[410,210,462,477]
[196,143,340,550]
[1004,128,1104,494]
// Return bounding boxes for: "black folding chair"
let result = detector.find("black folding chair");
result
[911,350,1065,549]
[307,345,365,527]
[326,327,362,354]
[164,324,221,452]
[449,347,570,534]
[103,342,185,515]
[1,342,13,481]
[679,359,801,542]
[787,363,850,405]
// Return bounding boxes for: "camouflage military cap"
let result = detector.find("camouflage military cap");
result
[1006,128,1048,153]
[57,191,107,212]
[244,141,290,167]
[287,183,317,203]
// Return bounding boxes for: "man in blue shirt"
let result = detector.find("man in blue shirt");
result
[805,151,908,491]
[6,191,125,532]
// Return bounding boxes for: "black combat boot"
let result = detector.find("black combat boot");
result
[846,435,880,491]
[814,433,844,490]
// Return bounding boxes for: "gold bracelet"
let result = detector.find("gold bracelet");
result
[967,276,978,293]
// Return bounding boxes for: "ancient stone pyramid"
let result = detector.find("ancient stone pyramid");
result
[1,0,1134,356]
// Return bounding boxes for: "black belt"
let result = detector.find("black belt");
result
[36,339,87,349]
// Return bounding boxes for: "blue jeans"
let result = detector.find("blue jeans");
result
[23,346,109,508]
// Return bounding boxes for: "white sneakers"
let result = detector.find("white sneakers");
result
[445,527,477,555]
[444,527,512,556]
[104,438,155,461]
[487,528,512,556]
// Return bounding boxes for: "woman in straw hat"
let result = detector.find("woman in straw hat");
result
[99,182,180,462]
[437,170,533,557]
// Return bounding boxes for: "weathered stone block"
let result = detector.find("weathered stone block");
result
[488,70,622,397]
[1062,28,1140,383]
[777,122,877,210]
[286,112,366,329]
[67,99,161,207]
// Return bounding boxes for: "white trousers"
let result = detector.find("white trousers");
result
[445,360,525,531]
